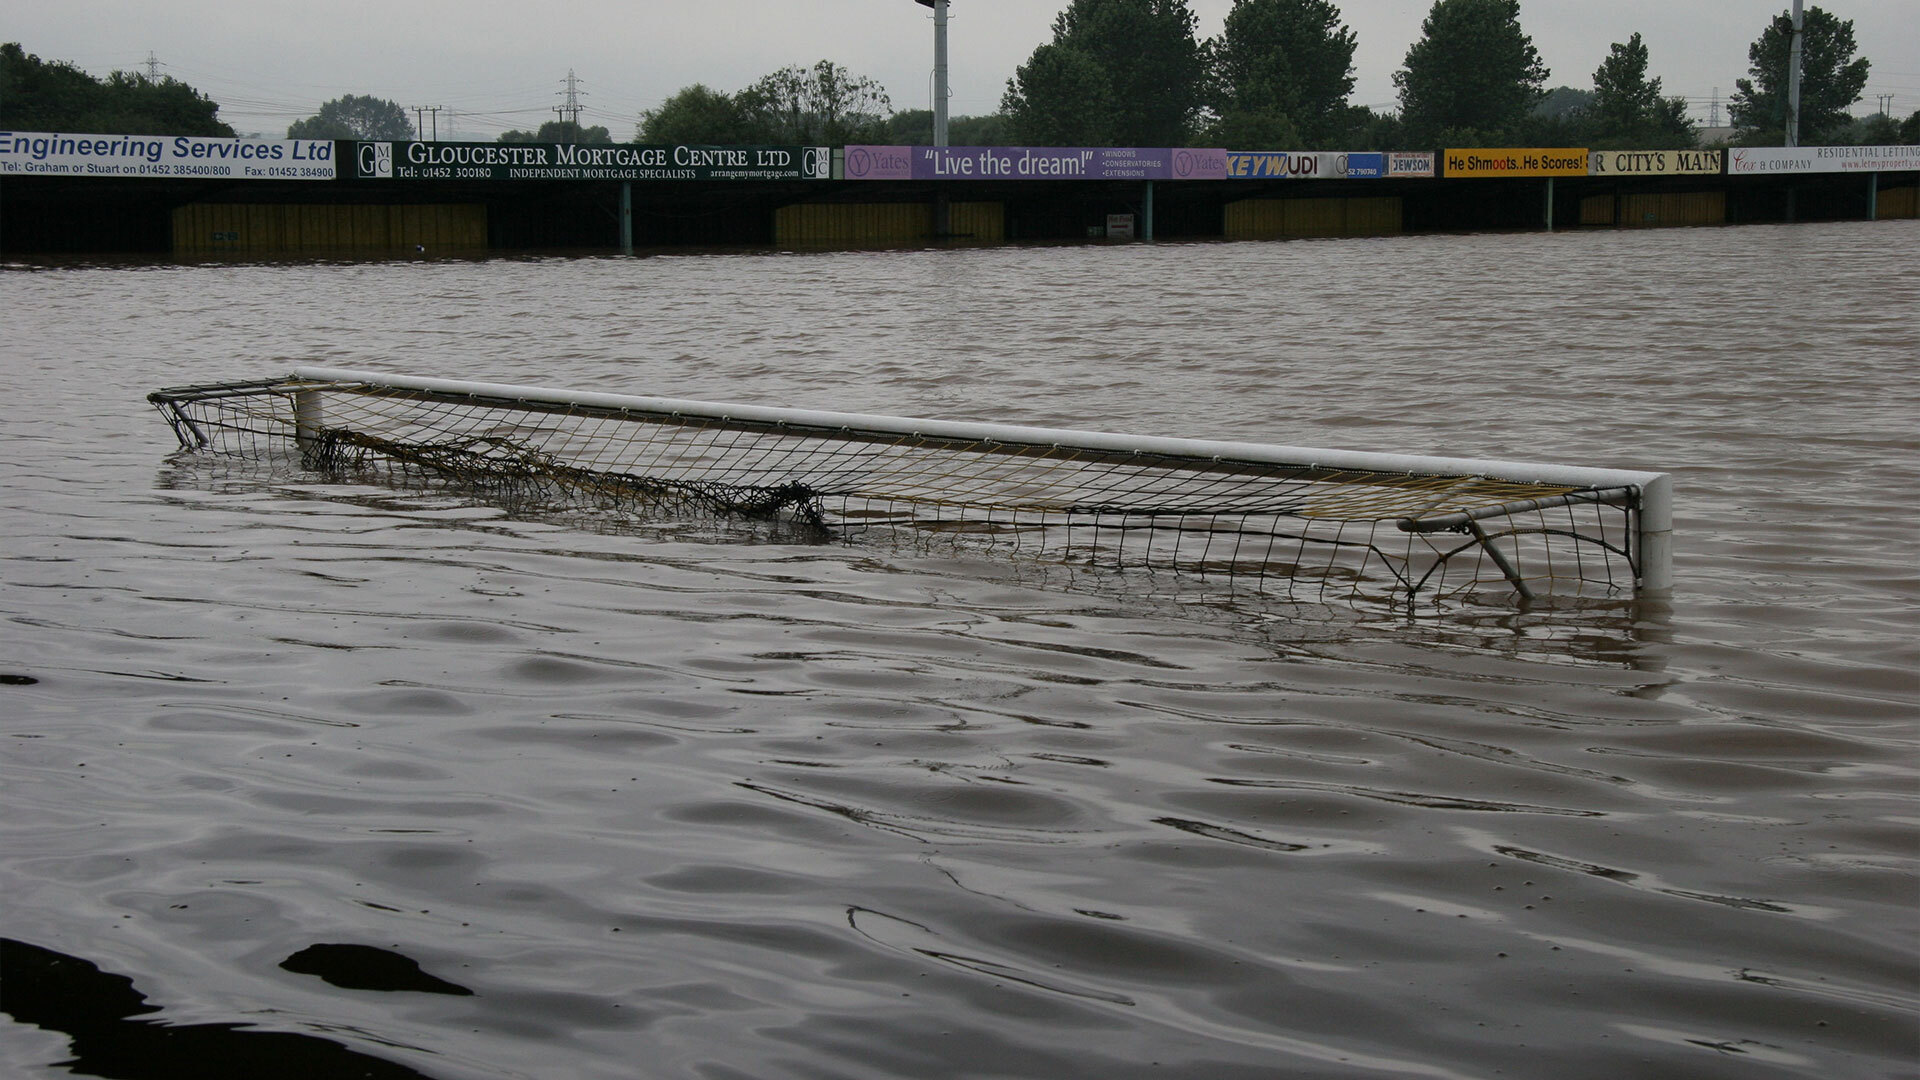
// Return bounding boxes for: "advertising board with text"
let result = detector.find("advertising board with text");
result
[1588,150,1723,176]
[356,142,830,181]
[1443,148,1589,178]
[1387,152,1436,178]
[0,131,335,179]
[1727,145,1920,175]
[843,146,1228,181]
[1227,152,1374,179]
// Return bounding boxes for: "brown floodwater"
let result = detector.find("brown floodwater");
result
[2,222,1916,1079]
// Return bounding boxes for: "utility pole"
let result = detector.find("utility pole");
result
[1709,88,1720,129]
[143,51,161,79]
[411,106,442,141]
[1785,0,1804,146]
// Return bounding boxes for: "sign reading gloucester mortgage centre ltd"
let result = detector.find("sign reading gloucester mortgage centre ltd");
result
[357,142,830,181]
[0,132,335,178]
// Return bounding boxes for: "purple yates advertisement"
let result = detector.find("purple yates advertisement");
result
[844,146,1228,181]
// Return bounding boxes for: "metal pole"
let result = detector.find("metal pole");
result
[1868,173,1878,221]
[1545,177,1555,232]
[620,182,633,254]
[1142,181,1155,241]
[1786,0,1804,147]
[933,0,950,147]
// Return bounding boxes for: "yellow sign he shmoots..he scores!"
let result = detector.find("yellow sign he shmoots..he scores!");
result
[1442,148,1588,178]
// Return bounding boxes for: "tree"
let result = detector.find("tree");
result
[1393,0,1549,146]
[887,109,1011,145]
[638,84,762,144]
[0,42,232,136]
[499,121,611,144]
[287,95,414,140]
[1002,0,1206,146]
[1833,112,1900,145]
[1002,42,1113,144]
[740,60,891,145]
[1903,110,1920,145]
[1588,33,1696,148]
[1209,0,1357,147]
[1729,6,1869,145]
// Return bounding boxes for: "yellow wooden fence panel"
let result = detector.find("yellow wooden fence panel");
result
[1877,184,1918,219]
[1223,197,1402,240]
[774,202,1005,245]
[172,204,487,254]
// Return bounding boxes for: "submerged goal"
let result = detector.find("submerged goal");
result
[149,367,1671,605]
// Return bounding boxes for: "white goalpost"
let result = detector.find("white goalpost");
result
[150,366,1672,605]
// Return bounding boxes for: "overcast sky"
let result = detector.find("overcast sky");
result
[14,1,1919,140]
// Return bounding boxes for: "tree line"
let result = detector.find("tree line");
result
[5,2,1915,150]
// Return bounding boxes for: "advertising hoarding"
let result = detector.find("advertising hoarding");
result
[1727,145,1920,175]
[0,132,335,179]
[1387,152,1436,178]
[1227,151,1351,179]
[843,146,1228,181]
[1226,152,1390,179]
[1442,148,1588,178]
[1588,149,1723,176]
[356,142,830,181]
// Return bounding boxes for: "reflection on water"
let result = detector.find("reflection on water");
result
[3,223,1916,1079]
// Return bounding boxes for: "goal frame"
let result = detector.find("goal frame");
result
[151,365,1673,599]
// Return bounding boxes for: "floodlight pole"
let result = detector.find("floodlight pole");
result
[1785,0,1804,147]
[915,0,950,147]
[934,0,950,147]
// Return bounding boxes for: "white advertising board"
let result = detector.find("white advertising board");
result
[1727,145,1920,175]
[0,132,337,179]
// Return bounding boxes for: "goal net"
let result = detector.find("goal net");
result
[149,367,1671,605]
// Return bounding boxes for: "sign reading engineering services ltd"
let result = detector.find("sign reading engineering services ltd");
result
[0,132,335,179]
[357,142,831,181]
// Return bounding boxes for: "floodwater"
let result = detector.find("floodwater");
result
[2,223,1916,1080]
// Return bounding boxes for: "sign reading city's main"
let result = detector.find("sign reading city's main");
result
[356,142,831,181]
[0,132,335,179]
[844,146,1229,181]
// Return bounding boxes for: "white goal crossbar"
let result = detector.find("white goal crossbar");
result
[149,366,1671,604]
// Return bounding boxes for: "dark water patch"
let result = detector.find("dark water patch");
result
[280,943,474,996]
[1,938,440,1080]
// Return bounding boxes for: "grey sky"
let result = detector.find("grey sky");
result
[15,1,1919,140]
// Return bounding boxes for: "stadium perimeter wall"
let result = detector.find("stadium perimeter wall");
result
[1,137,1914,255]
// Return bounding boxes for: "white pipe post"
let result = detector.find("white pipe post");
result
[1637,473,1674,598]
[293,387,325,463]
